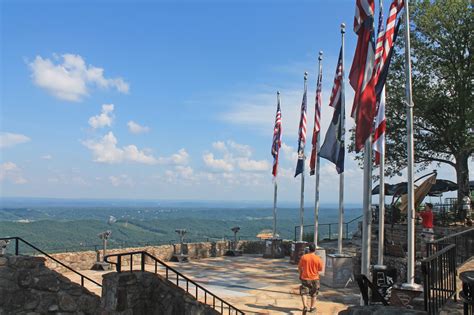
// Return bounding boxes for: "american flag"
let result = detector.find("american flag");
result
[373,0,404,164]
[309,61,323,176]
[329,51,343,109]
[349,0,377,152]
[375,0,404,81]
[271,93,282,177]
[373,2,386,164]
[294,77,308,177]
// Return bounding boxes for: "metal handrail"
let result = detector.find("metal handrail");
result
[0,236,102,288]
[293,215,363,241]
[104,251,244,315]
[426,227,474,265]
[430,227,474,244]
[421,244,457,315]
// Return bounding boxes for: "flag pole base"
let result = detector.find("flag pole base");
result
[400,282,423,291]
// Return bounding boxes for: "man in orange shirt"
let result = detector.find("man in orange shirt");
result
[298,243,323,313]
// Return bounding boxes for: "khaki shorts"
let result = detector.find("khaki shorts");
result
[300,279,320,297]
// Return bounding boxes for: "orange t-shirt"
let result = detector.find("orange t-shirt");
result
[298,253,323,280]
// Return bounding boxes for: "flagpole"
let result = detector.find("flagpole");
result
[273,179,278,238]
[299,72,308,243]
[314,52,322,247]
[338,23,346,255]
[273,91,281,239]
[377,92,385,266]
[377,0,385,267]
[361,136,373,278]
[402,0,419,289]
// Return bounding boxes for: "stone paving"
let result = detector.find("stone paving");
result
[63,254,361,315]
[62,253,474,314]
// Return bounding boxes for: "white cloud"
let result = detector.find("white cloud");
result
[203,140,269,173]
[0,162,27,184]
[89,104,114,129]
[203,153,234,172]
[169,149,190,165]
[109,175,134,187]
[41,154,53,160]
[82,132,189,166]
[237,158,270,172]
[127,121,150,134]
[82,132,157,164]
[0,132,31,148]
[123,145,158,164]
[280,142,298,161]
[29,54,129,101]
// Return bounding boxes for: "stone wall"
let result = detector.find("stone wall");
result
[101,271,219,315]
[45,240,261,273]
[0,255,100,314]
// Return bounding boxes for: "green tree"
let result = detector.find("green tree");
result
[354,0,473,204]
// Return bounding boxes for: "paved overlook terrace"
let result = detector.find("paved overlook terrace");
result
[55,239,472,315]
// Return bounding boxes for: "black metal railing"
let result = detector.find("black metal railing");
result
[0,237,101,288]
[293,215,363,241]
[426,227,474,265]
[421,244,457,315]
[104,251,244,315]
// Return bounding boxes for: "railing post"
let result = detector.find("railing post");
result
[329,225,332,240]
[117,255,122,272]
[141,252,145,271]
[15,238,19,255]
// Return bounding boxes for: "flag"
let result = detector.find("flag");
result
[349,0,377,152]
[309,63,323,175]
[373,3,386,165]
[319,49,345,174]
[373,3,403,164]
[294,81,308,177]
[375,0,404,82]
[271,95,282,177]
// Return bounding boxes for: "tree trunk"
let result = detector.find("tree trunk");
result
[455,151,470,206]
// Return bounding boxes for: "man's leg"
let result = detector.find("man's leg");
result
[309,280,319,312]
[300,283,308,310]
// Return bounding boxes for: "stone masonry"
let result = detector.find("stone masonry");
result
[101,271,220,315]
[45,240,262,273]
[0,254,100,314]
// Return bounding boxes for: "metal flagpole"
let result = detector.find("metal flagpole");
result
[377,0,385,267]
[299,72,308,242]
[402,0,419,289]
[338,23,346,255]
[361,136,373,276]
[314,53,322,247]
[273,92,280,239]
[273,179,278,238]
[377,89,385,266]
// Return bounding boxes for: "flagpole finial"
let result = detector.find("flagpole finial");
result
[341,23,346,34]
[304,71,308,80]
[318,51,323,61]
[277,90,280,95]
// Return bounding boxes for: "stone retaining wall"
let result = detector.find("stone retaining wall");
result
[101,271,219,315]
[44,240,261,273]
[0,255,100,314]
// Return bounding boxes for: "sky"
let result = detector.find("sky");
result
[1,0,472,204]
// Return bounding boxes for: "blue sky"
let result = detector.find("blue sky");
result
[1,0,471,203]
